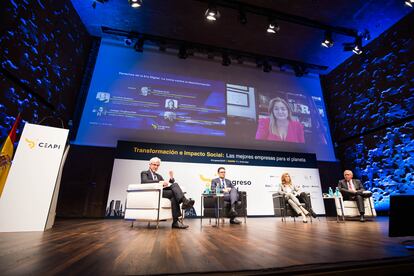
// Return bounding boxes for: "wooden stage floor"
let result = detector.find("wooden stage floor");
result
[0,217,413,275]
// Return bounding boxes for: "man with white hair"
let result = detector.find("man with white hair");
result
[141,157,195,229]
[338,170,372,222]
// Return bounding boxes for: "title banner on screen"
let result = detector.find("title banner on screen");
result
[116,141,317,168]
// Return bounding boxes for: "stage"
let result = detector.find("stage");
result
[0,217,413,275]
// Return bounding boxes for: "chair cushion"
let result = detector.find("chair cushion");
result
[128,183,162,191]
[160,198,172,209]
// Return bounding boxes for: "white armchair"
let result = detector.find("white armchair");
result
[125,183,173,228]
[334,193,377,219]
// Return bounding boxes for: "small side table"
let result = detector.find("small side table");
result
[200,193,224,227]
[323,196,345,223]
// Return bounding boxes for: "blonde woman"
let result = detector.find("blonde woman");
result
[255,97,305,143]
[279,173,310,223]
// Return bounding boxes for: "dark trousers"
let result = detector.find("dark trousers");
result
[162,182,185,220]
[223,187,239,205]
[296,192,312,211]
[223,187,239,218]
[342,191,372,214]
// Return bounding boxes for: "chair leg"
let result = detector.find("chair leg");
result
[131,221,134,228]
[148,222,151,228]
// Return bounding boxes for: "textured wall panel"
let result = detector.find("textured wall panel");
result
[322,12,414,211]
[0,0,92,140]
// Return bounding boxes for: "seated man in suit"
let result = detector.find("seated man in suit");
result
[338,170,372,222]
[141,157,195,229]
[210,167,241,224]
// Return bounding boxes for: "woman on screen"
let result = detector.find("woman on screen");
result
[255,97,304,143]
[279,173,312,223]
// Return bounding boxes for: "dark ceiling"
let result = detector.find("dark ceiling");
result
[71,0,412,73]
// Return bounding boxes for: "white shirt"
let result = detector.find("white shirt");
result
[220,178,226,188]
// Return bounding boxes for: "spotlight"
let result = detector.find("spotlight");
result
[159,42,166,52]
[178,45,188,59]
[236,55,243,64]
[405,0,414,7]
[321,31,334,48]
[352,37,363,55]
[263,60,272,72]
[124,38,133,46]
[293,65,307,77]
[361,29,371,41]
[238,7,247,25]
[134,37,144,52]
[128,0,142,8]
[205,4,220,21]
[222,53,231,66]
[266,20,280,34]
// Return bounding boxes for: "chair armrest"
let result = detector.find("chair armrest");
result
[127,183,163,191]
[272,192,283,198]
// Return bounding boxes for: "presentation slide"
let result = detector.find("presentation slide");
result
[74,38,336,161]
[90,71,225,136]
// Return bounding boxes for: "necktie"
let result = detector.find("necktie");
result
[222,179,225,189]
[348,181,354,191]
[153,173,157,181]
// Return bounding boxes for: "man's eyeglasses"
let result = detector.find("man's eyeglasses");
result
[151,163,160,167]
[219,171,225,174]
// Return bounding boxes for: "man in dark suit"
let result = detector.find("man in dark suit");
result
[210,167,241,224]
[141,157,194,229]
[338,170,372,222]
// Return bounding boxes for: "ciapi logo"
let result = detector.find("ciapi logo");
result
[24,138,62,150]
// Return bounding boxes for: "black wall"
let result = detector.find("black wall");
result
[321,11,414,211]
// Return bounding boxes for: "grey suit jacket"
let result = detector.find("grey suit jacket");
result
[211,177,233,192]
[141,170,175,184]
[338,179,364,193]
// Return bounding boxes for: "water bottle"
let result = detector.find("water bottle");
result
[215,183,221,195]
[328,187,333,197]
[204,183,211,194]
[335,187,340,197]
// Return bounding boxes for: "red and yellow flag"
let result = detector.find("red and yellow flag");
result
[0,114,22,197]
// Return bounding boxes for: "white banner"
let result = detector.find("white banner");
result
[107,159,325,216]
[0,123,68,232]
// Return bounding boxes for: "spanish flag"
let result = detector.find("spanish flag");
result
[0,114,22,197]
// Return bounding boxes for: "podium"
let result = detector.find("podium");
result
[0,123,69,232]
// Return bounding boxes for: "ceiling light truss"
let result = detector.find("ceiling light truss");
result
[101,26,328,76]
[196,0,366,51]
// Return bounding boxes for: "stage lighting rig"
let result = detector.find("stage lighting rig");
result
[352,37,363,55]
[263,60,272,72]
[134,37,144,52]
[128,0,142,9]
[238,7,247,24]
[178,45,189,59]
[321,31,334,48]
[266,20,280,34]
[205,4,220,21]
[222,53,231,66]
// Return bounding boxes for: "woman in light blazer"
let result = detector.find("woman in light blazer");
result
[279,173,309,223]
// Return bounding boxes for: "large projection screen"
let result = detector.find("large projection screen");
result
[74,39,336,161]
